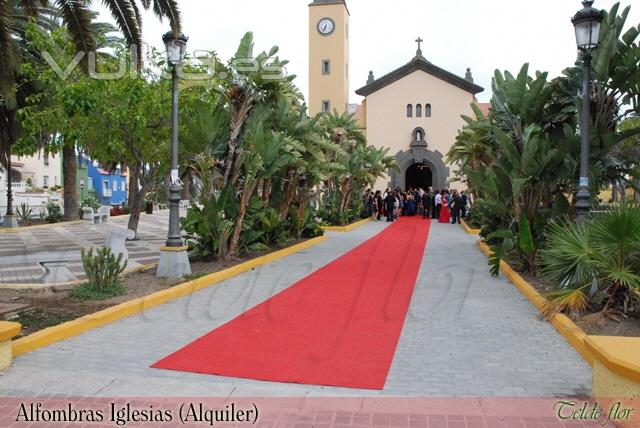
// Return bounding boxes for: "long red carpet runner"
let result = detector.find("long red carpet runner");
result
[152,217,431,390]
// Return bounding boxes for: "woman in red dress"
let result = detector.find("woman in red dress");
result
[439,192,451,223]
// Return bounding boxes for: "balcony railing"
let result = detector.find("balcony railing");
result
[103,189,113,198]
[10,182,26,191]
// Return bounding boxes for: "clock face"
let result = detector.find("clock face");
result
[317,18,335,36]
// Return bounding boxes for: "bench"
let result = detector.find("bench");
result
[82,207,100,224]
[98,206,111,223]
[83,206,111,224]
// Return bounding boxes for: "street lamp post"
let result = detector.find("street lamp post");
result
[156,31,192,279]
[2,155,18,228]
[572,0,603,223]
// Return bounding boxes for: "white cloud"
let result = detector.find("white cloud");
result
[96,0,639,103]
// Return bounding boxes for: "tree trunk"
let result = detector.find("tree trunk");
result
[279,180,296,220]
[295,197,309,238]
[127,166,137,208]
[262,177,272,208]
[228,180,258,259]
[164,172,171,203]
[127,188,143,239]
[181,172,192,202]
[221,138,237,189]
[126,164,151,238]
[62,142,79,220]
[339,180,352,215]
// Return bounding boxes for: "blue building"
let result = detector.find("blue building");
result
[79,156,128,206]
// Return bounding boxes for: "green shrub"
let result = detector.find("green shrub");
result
[81,196,101,210]
[45,203,62,223]
[72,247,127,301]
[70,282,126,301]
[46,204,62,223]
[318,188,363,226]
[16,203,33,225]
[290,206,324,239]
[182,185,236,260]
[539,203,640,317]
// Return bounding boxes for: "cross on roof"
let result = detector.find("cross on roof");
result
[415,37,424,56]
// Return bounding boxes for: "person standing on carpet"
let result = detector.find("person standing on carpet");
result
[434,190,442,219]
[385,191,396,222]
[439,190,451,223]
[431,189,438,219]
[422,191,432,219]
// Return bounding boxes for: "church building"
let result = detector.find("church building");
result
[308,0,484,191]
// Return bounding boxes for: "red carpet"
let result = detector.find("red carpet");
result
[152,217,431,390]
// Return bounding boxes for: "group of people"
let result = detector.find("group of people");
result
[364,187,470,224]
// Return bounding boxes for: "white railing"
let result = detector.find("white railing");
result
[103,189,112,197]
[11,182,26,191]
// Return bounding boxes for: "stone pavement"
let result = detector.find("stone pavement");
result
[0,220,591,397]
[0,212,169,284]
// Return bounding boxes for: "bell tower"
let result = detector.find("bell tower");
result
[308,0,350,116]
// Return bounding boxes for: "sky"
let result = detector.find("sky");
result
[96,0,640,103]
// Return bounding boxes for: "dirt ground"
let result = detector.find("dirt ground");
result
[0,240,306,337]
[521,272,640,338]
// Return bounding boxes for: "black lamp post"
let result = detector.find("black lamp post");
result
[156,31,191,278]
[2,155,18,228]
[572,0,603,223]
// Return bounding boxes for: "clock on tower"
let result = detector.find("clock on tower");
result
[308,0,350,116]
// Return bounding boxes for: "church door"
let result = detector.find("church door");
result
[405,163,433,191]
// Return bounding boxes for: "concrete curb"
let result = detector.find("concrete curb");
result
[0,262,158,290]
[12,236,327,357]
[585,337,640,384]
[460,219,481,235]
[322,218,371,232]
[0,220,85,234]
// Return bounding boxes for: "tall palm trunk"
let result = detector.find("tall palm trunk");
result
[262,177,272,208]
[62,141,79,220]
[222,94,255,188]
[279,177,297,220]
[228,178,259,259]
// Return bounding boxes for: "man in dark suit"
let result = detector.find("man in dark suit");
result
[432,189,439,219]
[451,190,463,224]
[384,192,396,222]
[421,191,432,219]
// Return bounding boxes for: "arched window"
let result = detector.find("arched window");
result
[416,104,422,117]
[425,103,432,117]
[406,104,413,117]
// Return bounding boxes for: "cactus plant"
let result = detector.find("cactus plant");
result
[80,247,127,293]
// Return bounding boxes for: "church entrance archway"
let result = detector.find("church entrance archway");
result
[405,163,432,191]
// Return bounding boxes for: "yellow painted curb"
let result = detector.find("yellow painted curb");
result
[585,337,640,384]
[0,322,21,342]
[0,220,85,234]
[160,246,189,252]
[322,218,371,233]
[12,236,327,357]
[460,219,481,235]
[476,240,595,366]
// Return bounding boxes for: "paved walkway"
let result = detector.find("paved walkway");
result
[0,221,591,396]
[0,212,169,284]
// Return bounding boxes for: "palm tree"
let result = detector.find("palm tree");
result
[1,0,182,221]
